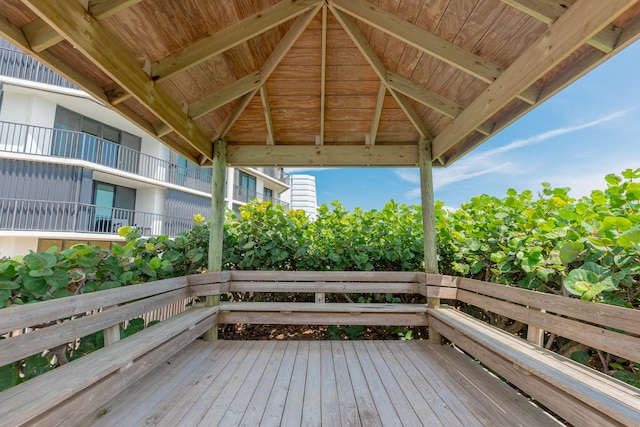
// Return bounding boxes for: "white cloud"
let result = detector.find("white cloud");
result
[399,109,633,199]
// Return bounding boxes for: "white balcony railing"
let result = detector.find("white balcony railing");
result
[0,121,212,193]
[0,198,198,237]
[0,43,78,89]
[232,185,289,209]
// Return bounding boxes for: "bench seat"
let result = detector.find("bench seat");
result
[428,305,640,427]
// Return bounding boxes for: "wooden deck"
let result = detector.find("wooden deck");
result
[87,340,560,427]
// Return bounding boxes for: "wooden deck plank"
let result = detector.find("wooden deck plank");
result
[91,340,217,427]
[331,341,361,426]
[301,342,322,426]
[372,341,444,426]
[258,341,300,427]
[211,341,279,426]
[427,344,562,426]
[199,341,276,426]
[352,341,403,426]
[146,340,256,426]
[235,341,288,427]
[319,341,341,427]
[361,340,423,427]
[89,340,563,426]
[281,341,309,426]
[341,341,384,427]
[382,341,467,426]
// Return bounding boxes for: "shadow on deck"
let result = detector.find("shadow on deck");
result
[88,340,559,427]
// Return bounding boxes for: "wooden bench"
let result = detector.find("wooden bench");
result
[217,270,429,326]
[428,276,640,427]
[0,273,225,427]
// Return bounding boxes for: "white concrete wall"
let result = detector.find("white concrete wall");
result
[0,235,38,257]
[0,89,56,154]
[135,187,165,235]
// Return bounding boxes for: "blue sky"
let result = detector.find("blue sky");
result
[289,40,640,211]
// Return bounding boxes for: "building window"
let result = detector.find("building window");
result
[92,181,136,232]
[264,188,273,203]
[51,107,140,173]
[238,171,257,202]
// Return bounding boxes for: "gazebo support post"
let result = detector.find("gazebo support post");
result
[419,139,442,344]
[204,139,227,342]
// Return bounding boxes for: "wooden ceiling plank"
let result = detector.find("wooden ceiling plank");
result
[188,71,261,119]
[151,0,321,83]
[331,7,431,140]
[500,0,622,53]
[260,85,276,146]
[216,6,321,141]
[22,0,143,52]
[21,0,213,161]
[103,81,130,104]
[319,5,328,146]
[369,82,386,145]
[432,0,639,160]
[226,144,420,167]
[332,0,539,104]
[332,0,502,83]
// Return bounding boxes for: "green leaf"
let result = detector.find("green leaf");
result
[45,269,69,290]
[570,351,590,366]
[559,241,583,264]
[23,252,57,270]
[148,257,162,270]
[0,280,19,290]
[490,251,507,263]
[0,365,19,392]
[564,269,599,297]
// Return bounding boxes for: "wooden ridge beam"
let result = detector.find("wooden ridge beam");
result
[226,144,420,167]
[151,0,321,83]
[331,0,539,105]
[21,0,213,161]
[500,0,622,53]
[188,71,260,119]
[331,7,431,140]
[214,6,321,140]
[432,0,639,161]
[22,0,143,52]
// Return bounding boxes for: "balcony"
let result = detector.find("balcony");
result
[0,198,199,237]
[256,167,290,185]
[232,185,289,209]
[0,121,212,193]
[0,41,77,89]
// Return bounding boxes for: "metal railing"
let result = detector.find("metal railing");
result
[0,121,212,192]
[232,185,289,209]
[0,44,78,89]
[256,167,290,185]
[0,198,200,237]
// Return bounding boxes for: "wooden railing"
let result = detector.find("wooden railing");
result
[1,270,639,426]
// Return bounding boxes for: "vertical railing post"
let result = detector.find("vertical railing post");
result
[204,140,226,342]
[527,309,545,346]
[419,139,442,345]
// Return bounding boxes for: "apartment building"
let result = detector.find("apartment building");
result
[288,174,318,220]
[0,39,291,257]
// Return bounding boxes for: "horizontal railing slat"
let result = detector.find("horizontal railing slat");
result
[218,311,428,326]
[0,277,189,335]
[228,281,422,294]
[0,288,191,366]
[219,302,427,313]
[457,289,640,364]
[458,277,640,336]
[229,271,423,282]
[187,271,231,286]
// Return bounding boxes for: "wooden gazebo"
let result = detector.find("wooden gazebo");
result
[1,1,640,425]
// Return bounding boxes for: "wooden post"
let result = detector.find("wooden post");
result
[103,305,120,346]
[419,139,442,345]
[527,309,546,346]
[204,140,226,342]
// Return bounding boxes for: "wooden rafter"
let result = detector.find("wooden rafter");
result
[368,82,386,145]
[500,0,622,52]
[432,0,639,161]
[21,0,143,52]
[215,6,321,141]
[21,0,213,161]
[151,0,321,83]
[188,71,261,120]
[331,7,431,140]
[260,85,276,146]
[331,0,540,105]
